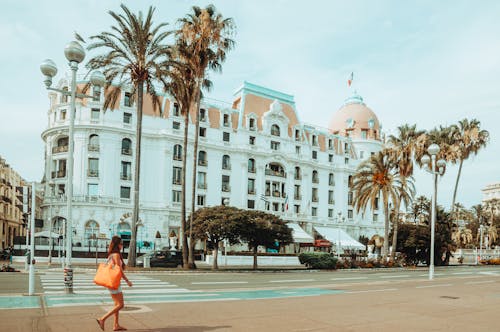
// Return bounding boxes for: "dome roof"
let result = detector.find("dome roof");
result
[328,92,380,140]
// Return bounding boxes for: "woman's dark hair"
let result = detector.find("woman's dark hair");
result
[108,235,125,269]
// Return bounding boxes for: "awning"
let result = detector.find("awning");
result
[287,223,314,243]
[314,226,365,250]
[34,230,60,238]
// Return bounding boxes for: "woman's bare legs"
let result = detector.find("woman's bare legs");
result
[99,293,126,330]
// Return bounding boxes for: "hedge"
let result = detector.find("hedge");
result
[298,252,338,269]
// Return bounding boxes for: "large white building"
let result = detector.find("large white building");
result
[40,79,384,251]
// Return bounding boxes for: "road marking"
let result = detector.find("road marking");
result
[479,271,500,276]
[269,279,315,283]
[379,275,409,279]
[452,272,474,275]
[346,288,397,294]
[416,284,452,289]
[418,273,444,277]
[191,281,249,285]
[330,277,368,281]
[465,280,495,285]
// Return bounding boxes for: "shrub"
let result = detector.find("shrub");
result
[299,252,338,269]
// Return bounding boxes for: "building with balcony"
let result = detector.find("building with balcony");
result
[39,79,385,250]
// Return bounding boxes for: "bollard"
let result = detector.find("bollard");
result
[64,268,73,293]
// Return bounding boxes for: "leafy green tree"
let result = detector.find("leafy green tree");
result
[238,211,293,270]
[189,205,242,270]
[86,4,171,266]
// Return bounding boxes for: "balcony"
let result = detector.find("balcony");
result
[198,160,207,166]
[248,189,255,195]
[173,155,182,161]
[120,173,132,181]
[312,197,319,202]
[87,170,99,177]
[265,169,286,178]
[172,179,182,185]
[312,178,319,184]
[52,170,66,178]
[222,165,231,171]
[328,200,335,205]
[198,183,207,189]
[222,184,231,192]
[294,175,302,180]
[52,145,68,154]
[88,144,100,152]
[248,167,256,173]
[329,181,335,186]
[121,148,132,156]
[272,191,281,198]
[294,194,301,200]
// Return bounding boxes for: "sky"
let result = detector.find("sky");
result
[0,0,499,210]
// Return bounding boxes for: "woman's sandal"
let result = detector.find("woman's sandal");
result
[96,319,105,331]
[113,327,127,331]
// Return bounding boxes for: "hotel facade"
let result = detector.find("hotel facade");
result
[40,78,385,251]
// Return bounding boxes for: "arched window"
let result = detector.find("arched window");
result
[89,134,99,151]
[271,124,280,136]
[198,150,207,166]
[121,138,132,155]
[248,158,256,173]
[222,155,231,170]
[53,136,69,154]
[312,170,319,183]
[294,167,301,180]
[173,144,182,161]
[53,217,66,234]
[329,173,335,186]
[84,220,100,247]
[60,87,69,103]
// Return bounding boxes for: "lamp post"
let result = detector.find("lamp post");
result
[48,181,55,265]
[40,41,105,293]
[420,143,447,281]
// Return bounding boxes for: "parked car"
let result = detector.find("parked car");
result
[137,250,183,268]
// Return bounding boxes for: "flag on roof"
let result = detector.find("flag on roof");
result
[348,72,354,87]
[284,195,289,211]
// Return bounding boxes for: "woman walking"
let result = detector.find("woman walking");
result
[96,236,133,331]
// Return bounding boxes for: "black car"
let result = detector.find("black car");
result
[149,250,183,268]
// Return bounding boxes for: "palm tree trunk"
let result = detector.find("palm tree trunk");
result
[181,107,189,268]
[390,199,401,261]
[451,159,464,215]
[188,86,202,269]
[128,81,144,268]
[383,193,389,260]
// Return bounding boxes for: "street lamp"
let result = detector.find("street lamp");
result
[48,181,55,265]
[421,143,447,280]
[40,41,105,293]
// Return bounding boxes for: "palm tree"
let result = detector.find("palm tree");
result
[175,5,235,268]
[449,119,489,214]
[411,195,431,224]
[352,151,411,259]
[86,4,171,267]
[386,124,422,259]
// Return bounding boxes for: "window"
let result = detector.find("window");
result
[312,150,317,159]
[345,157,349,164]
[120,186,131,199]
[360,151,364,158]
[312,188,318,202]
[271,124,280,136]
[249,136,255,145]
[328,209,334,218]
[295,129,300,141]
[172,167,182,185]
[374,197,379,210]
[121,138,132,155]
[273,202,280,212]
[294,205,300,213]
[91,108,100,121]
[373,213,378,222]
[248,178,255,194]
[328,139,333,150]
[197,195,205,206]
[60,109,67,120]
[294,185,301,200]
[247,200,255,209]
[329,154,333,162]
[328,191,334,204]
[124,92,132,107]
[173,144,182,161]
[88,183,98,197]
[361,130,367,139]
[198,151,207,166]
[295,146,300,155]
[348,191,353,205]
[173,121,180,130]
[93,85,101,101]
[223,132,230,142]
[88,158,99,177]
[329,173,335,186]
[248,159,256,173]
[199,127,206,137]
[312,135,318,146]
[294,167,301,180]
[121,161,131,180]
[270,141,280,150]
[348,209,353,219]
[199,109,206,122]
[222,175,230,192]
[249,118,256,131]
[123,112,132,124]
[197,172,207,189]
[312,170,319,183]
[172,190,181,203]
[173,103,180,116]
[222,155,231,170]
[312,207,317,216]
[88,134,99,151]
[223,114,229,126]
[61,87,69,103]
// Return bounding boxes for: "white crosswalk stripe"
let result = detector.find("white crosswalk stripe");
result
[40,273,190,295]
